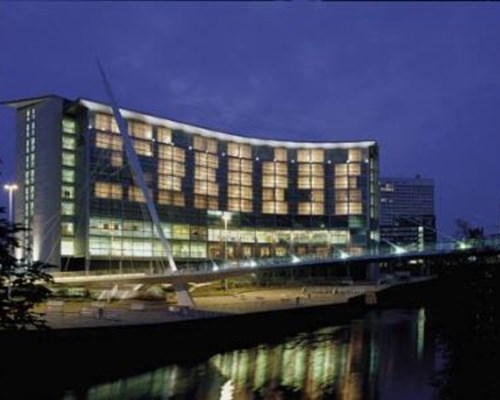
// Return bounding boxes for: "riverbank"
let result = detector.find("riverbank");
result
[0,277,439,398]
[38,284,377,329]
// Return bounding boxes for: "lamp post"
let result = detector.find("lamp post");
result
[3,183,18,224]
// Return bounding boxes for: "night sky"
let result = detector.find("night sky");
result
[0,2,499,238]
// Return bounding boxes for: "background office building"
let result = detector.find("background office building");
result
[6,95,379,270]
[379,176,436,251]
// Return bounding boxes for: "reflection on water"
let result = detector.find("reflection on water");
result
[65,309,437,400]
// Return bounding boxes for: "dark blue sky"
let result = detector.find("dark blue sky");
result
[0,2,499,237]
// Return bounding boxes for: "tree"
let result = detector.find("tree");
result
[0,205,53,330]
[455,219,485,248]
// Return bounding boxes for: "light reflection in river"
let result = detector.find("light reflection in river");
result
[67,309,437,400]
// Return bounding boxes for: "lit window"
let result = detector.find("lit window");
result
[62,186,74,200]
[111,151,122,167]
[94,182,122,199]
[274,148,287,161]
[156,127,172,143]
[336,190,348,202]
[61,238,75,256]
[62,118,76,134]
[335,164,348,176]
[62,136,76,150]
[95,113,119,133]
[227,142,251,158]
[335,202,349,215]
[62,152,75,167]
[61,202,75,216]
[158,160,185,176]
[349,202,363,214]
[95,133,122,150]
[158,175,182,191]
[133,140,153,156]
[194,195,207,209]
[61,222,74,236]
[336,176,348,189]
[62,169,75,183]
[349,163,361,176]
[194,135,217,153]
[348,148,362,162]
[128,186,146,203]
[128,121,152,140]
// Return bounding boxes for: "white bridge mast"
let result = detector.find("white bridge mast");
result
[97,61,194,308]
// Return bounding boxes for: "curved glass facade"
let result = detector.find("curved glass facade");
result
[83,102,379,266]
[9,96,379,269]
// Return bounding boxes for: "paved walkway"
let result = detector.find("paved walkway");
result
[39,284,382,329]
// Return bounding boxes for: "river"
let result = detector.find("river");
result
[61,309,442,400]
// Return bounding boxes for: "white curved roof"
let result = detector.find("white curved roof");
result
[80,99,376,150]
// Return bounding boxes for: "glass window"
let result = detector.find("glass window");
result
[349,148,362,162]
[228,158,240,171]
[298,203,311,215]
[194,195,207,209]
[335,202,349,215]
[62,135,76,150]
[311,164,324,175]
[262,202,275,214]
[208,197,218,210]
[61,238,74,256]
[298,176,310,189]
[174,192,185,207]
[62,169,75,183]
[62,152,75,167]
[275,202,288,214]
[156,127,172,143]
[94,182,122,199]
[111,151,122,167]
[95,113,119,133]
[349,163,361,176]
[275,162,287,175]
[193,136,217,153]
[349,202,363,214]
[241,186,252,199]
[336,176,348,189]
[335,164,348,176]
[61,202,75,216]
[227,142,251,158]
[297,149,310,162]
[311,190,324,202]
[172,224,190,240]
[158,144,173,159]
[311,202,324,215]
[158,190,172,205]
[62,118,76,134]
[129,121,152,140]
[158,175,181,191]
[133,140,153,156]
[61,222,74,236]
[311,149,324,163]
[336,190,348,202]
[262,162,274,175]
[95,133,122,150]
[274,148,287,161]
[128,186,146,202]
[349,190,362,202]
[62,186,74,200]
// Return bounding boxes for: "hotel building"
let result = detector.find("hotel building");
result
[5,95,379,270]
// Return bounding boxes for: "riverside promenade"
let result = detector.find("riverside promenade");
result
[39,283,391,329]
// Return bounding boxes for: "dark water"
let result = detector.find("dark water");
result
[61,309,441,400]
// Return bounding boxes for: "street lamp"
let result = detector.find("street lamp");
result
[222,212,231,262]
[3,183,18,224]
